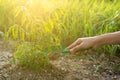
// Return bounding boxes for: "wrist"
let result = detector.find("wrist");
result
[92,35,105,49]
[93,33,115,48]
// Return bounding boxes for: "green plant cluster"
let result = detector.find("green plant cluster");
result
[14,43,50,70]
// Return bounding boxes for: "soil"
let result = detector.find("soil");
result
[0,40,120,80]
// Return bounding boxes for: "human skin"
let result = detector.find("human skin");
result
[66,31,120,54]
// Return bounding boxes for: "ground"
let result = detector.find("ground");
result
[0,40,120,80]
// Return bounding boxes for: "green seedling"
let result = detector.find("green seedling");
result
[62,49,70,53]
[62,49,71,56]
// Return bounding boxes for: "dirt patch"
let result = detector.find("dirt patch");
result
[0,40,120,80]
[0,51,120,80]
[0,51,67,80]
[52,54,120,80]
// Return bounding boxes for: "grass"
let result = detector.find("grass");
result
[13,43,50,70]
[0,0,120,69]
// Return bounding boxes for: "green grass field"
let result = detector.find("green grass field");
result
[0,0,120,69]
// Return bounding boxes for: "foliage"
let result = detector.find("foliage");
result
[0,0,120,69]
[13,43,50,70]
[0,0,119,46]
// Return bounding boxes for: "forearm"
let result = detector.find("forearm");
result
[94,31,120,47]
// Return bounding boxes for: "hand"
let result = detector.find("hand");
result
[66,37,98,54]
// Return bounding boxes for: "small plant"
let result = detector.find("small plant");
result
[13,43,50,70]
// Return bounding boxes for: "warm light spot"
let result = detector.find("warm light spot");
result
[25,0,57,17]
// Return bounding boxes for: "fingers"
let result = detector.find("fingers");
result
[70,43,83,54]
[66,39,82,49]
[71,50,92,55]
[66,41,77,49]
